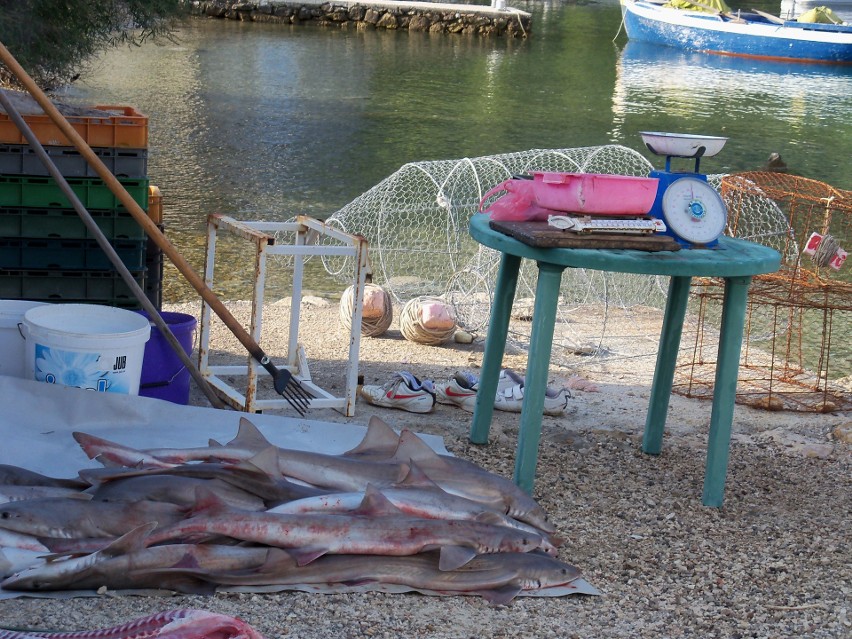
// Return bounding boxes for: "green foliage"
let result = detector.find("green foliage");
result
[0,0,189,89]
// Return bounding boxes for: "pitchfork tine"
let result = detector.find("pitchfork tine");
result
[291,382,313,409]
[273,370,313,415]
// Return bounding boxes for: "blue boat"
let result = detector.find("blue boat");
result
[620,0,852,64]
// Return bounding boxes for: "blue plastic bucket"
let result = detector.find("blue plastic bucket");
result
[137,311,197,404]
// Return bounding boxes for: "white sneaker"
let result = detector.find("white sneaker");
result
[435,368,528,412]
[359,371,436,414]
[498,368,525,390]
[434,371,479,412]
[494,381,570,416]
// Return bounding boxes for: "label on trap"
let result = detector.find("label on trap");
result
[33,343,137,393]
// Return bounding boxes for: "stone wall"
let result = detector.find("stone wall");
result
[189,1,532,37]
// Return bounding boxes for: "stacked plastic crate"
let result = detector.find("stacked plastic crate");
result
[0,105,159,309]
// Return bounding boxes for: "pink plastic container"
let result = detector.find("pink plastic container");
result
[531,172,659,216]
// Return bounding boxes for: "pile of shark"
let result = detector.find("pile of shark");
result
[0,416,586,605]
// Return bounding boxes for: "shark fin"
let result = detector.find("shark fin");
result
[473,511,508,527]
[341,416,400,458]
[239,446,283,477]
[226,418,274,453]
[288,546,328,566]
[102,521,157,556]
[394,460,441,489]
[479,584,523,606]
[391,430,451,471]
[187,486,232,518]
[438,545,478,571]
[354,484,406,517]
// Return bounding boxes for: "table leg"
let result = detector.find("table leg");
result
[643,275,692,455]
[514,262,565,493]
[703,275,751,507]
[469,253,522,445]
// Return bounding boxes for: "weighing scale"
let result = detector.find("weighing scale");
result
[641,132,729,249]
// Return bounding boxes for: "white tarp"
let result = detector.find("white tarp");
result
[0,377,598,600]
[0,377,448,477]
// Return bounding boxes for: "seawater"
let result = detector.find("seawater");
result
[56,0,852,380]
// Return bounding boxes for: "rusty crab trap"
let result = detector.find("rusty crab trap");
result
[674,171,852,412]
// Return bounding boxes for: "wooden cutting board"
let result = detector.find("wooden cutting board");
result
[489,220,682,252]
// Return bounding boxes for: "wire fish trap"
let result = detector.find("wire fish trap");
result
[674,171,852,412]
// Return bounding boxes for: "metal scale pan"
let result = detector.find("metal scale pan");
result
[641,132,730,249]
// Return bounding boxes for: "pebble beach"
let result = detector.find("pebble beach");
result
[0,299,849,638]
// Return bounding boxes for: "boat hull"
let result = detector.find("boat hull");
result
[621,0,852,64]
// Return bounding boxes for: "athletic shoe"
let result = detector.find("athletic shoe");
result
[434,371,480,412]
[435,368,527,412]
[494,381,570,416]
[359,371,436,414]
[498,368,525,389]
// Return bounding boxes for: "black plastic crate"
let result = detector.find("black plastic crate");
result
[0,207,145,241]
[144,226,164,310]
[0,238,145,270]
[0,145,148,178]
[0,268,145,306]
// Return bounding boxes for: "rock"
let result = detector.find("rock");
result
[453,330,473,344]
[831,422,852,444]
[754,395,785,411]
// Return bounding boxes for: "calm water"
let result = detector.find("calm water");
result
[56,0,852,301]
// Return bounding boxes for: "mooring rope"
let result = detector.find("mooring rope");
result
[399,296,457,345]
[811,234,842,268]
[339,283,393,337]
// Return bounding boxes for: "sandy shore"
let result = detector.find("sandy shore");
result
[1,298,849,638]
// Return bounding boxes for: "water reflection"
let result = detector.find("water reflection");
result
[612,40,852,177]
[53,5,852,302]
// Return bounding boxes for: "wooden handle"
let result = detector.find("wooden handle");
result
[0,40,270,366]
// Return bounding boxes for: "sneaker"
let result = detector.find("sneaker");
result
[435,368,526,412]
[359,371,436,414]
[498,368,525,390]
[434,371,480,412]
[494,382,570,416]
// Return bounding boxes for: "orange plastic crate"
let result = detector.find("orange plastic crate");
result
[148,185,162,224]
[0,105,148,148]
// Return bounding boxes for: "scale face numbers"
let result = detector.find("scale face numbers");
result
[661,176,727,246]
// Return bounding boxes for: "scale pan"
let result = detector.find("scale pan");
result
[640,132,728,158]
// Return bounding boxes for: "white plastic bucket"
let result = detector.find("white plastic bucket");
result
[0,300,51,379]
[22,304,151,395]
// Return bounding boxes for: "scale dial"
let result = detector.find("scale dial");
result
[661,176,727,246]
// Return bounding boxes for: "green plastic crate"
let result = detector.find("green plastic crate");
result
[0,175,149,210]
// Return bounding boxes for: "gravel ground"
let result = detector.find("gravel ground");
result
[1,299,849,638]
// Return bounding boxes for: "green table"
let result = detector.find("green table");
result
[468,213,781,507]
